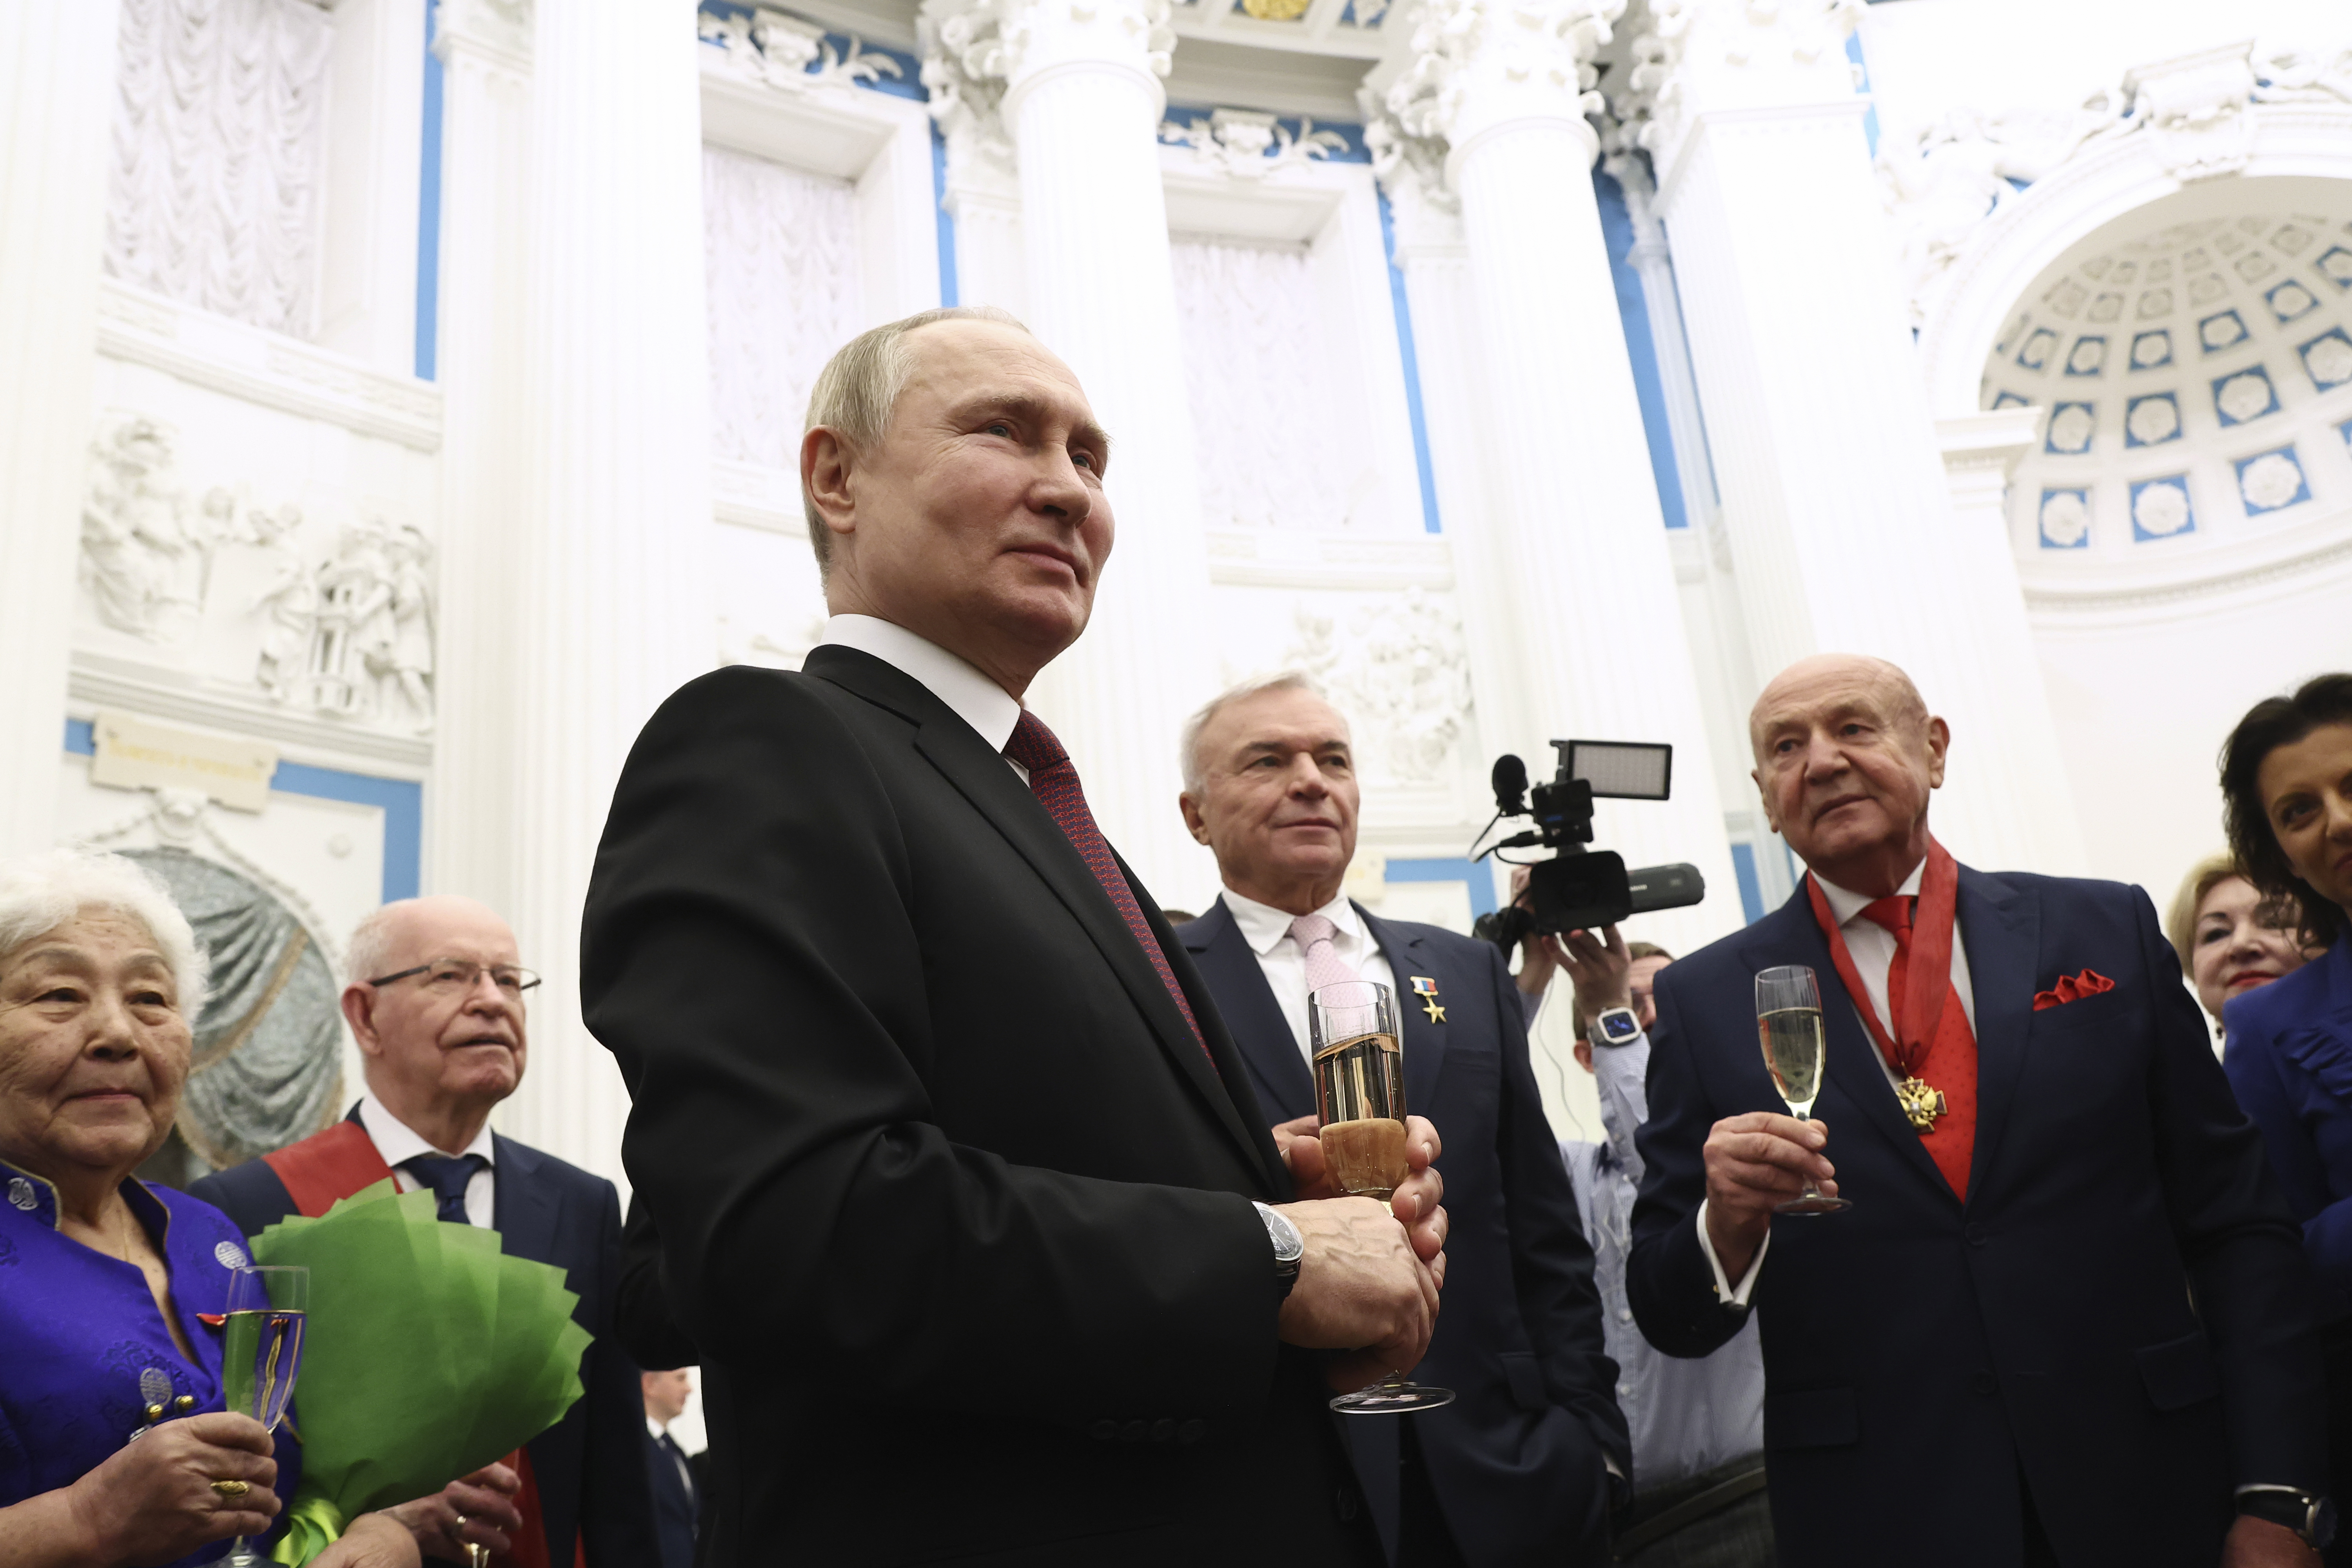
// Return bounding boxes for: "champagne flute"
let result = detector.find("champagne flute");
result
[1755,966,1851,1215]
[221,1265,308,1568]
[1310,980,1454,1414]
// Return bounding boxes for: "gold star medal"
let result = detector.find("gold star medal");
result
[1408,976,1445,1024]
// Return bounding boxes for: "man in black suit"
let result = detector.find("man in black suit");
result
[581,305,1448,1566]
[1626,653,2332,1567]
[1172,673,1629,1567]
[641,1368,699,1568]
[192,895,658,1567]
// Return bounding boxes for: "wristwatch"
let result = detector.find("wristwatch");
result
[1253,1201,1303,1299]
[2237,1488,2337,1550]
[1591,1007,1642,1048]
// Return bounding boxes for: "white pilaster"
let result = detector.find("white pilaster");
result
[0,0,121,853]
[426,0,533,923]
[922,0,1218,908]
[1626,0,2083,875]
[494,0,717,1180]
[1374,0,1743,954]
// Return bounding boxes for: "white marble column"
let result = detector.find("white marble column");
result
[426,0,534,922]
[1625,0,2084,875]
[1376,0,1743,955]
[0,0,122,854]
[921,0,1218,910]
[490,0,717,1180]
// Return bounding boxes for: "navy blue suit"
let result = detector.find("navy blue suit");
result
[1179,901,1629,1568]
[643,1423,698,1568]
[191,1111,659,1566]
[1626,870,2325,1568]
[2227,933,2352,1303]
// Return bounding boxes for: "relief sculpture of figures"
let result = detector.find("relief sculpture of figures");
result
[80,414,208,640]
[379,525,436,732]
[247,503,315,703]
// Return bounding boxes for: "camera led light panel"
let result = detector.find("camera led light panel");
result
[1559,740,1673,800]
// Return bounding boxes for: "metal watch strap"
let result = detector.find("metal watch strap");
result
[2237,1488,2337,1550]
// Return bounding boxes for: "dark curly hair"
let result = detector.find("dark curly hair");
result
[2220,672,2352,950]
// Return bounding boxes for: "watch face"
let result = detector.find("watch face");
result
[1599,1011,1641,1042]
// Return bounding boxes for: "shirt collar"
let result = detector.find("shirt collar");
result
[1220,887,1365,958]
[820,614,1024,754]
[1814,858,1926,927]
[357,1088,497,1169]
[647,1416,668,1441]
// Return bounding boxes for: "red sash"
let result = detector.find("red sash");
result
[1804,838,1978,1198]
[259,1122,574,1568]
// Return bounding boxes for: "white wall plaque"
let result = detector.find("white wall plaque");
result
[90,712,278,813]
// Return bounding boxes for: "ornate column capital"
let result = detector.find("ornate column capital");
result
[1609,0,1861,182]
[919,0,1174,180]
[432,0,532,76]
[1359,85,1463,250]
[1378,0,1620,178]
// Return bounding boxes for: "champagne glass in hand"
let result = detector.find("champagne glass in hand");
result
[1311,980,1455,1414]
[1755,966,1851,1215]
[221,1265,308,1567]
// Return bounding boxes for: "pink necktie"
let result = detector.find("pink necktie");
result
[1288,913,1361,996]
[1004,710,1211,1067]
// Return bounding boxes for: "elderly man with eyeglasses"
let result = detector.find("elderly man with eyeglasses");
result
[192,896,660,1568]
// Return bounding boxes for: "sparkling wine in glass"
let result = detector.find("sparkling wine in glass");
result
[1755,965,1851,1216]
[221,1265,308,1567]
[1310,980,1454,1415]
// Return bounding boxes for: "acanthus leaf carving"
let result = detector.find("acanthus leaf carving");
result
[1159,109,1348,179]
[699,7,904,93]
[1282,588,1473,786]
[920,0,1180,184]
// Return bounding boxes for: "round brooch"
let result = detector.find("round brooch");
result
[5,1177,34,1212]
[214,1240,249,1270]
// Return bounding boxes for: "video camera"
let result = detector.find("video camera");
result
[1468,739,1706,954]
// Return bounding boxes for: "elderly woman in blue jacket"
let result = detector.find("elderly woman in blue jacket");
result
[2221,672,2352,1560]
[0,849,415,1568]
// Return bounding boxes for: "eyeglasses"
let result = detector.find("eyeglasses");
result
[366,958,541,1000]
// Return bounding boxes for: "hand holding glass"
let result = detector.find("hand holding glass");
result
[221,1265,308,1568]
[1309,979,1454,1414]
[1754,966,1851,1216]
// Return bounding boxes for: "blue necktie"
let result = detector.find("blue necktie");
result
[402,1153,485,1225]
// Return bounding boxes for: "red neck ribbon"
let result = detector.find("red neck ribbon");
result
[1803,837,1960,1080]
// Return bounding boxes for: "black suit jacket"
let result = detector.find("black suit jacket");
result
[190,1112,660,1567]
[579,648,1378,1566]
[642,1425,697,1568]
[1626,870,2326,1567]
[1178,900,1629,1567]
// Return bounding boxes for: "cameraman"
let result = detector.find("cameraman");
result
[1526,873,1772,1566]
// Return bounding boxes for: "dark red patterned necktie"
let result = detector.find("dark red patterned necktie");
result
[1004,710,1211,1068]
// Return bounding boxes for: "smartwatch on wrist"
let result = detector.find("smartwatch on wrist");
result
[2236,1488,2337,1550]
[1253,1201,1303,1299]
[1590,1007,1642,1048]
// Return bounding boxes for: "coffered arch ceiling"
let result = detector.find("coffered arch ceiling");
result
[1984,176,2352,562]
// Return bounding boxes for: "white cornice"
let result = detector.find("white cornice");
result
[96,280,442,452]
[2020,506,2352,623]
[69,652,434,775]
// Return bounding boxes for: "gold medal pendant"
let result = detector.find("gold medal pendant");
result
[1895,1076,1947,1132]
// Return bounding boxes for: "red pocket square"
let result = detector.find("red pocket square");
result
[2033,969,2116,1011]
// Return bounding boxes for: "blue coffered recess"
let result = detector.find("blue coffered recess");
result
[2212,365,2280,426]
[2234,446,2310,516]
[2129,330,2172,370]
[2129,475,2196,542]
[2198,310,2249,353]
[2037,487,2091,550]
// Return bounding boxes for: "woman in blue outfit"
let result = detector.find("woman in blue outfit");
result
[0,849,414,1568]
[2221,672,2352,1563]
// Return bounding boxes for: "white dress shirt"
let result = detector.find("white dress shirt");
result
[1562,1028,1765,1490]
[1697,857,1977,1307]
[820,613,1028,780]
[357,1089,496,1228]
[1218,888,1398,1067]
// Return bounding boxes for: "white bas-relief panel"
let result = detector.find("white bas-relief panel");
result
[107,0,335,341]
[78,356,438,739]
[704,143,862,471]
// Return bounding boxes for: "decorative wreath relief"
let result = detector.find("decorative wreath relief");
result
[2304,334,2352,388]
[2039,491,2091,546]
[2126,397,2180,445]
[2239,453,2304,511]
[2216,371,2274,423]
[2133,481,2193,537]
[2047,405,2096,453]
